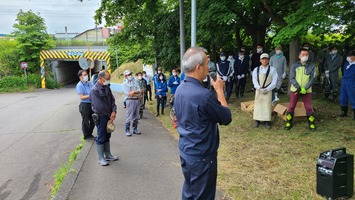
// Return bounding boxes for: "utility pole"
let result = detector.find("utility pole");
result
[191,0,196,47]
[179,0,185,70]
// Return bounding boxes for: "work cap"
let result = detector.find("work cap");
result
[347,51,355,57]
[260,53,269,59]
[220,52,226,56]
[124,70,132,76]
[106,121,115,133]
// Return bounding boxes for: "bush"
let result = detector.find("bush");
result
[27,73,41,88]
[0,76,27,92]
[45,74,60,89]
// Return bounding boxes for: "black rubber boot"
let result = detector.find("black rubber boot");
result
[340,106,348,117]
[285,112,294,130]
[97,144,108,166]
[104,142,119,161]
[307,114,316,131]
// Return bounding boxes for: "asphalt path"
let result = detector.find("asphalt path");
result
[0,88,82,200]
[67,95,185,200]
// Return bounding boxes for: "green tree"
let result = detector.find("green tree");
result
[12,10,53,74]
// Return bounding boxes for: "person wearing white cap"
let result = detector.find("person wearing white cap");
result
[122,70,142,136]
[252,53,278,129]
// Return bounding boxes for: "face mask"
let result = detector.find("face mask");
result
[127,76,133,81]
[138,76,142,80]
[172,72,177,76]
[228,56,233,60]
[103,80,110,86]
[347,57,352,63]
[331,50,337,55]
[257,48,262,53]
[220,56,226,61]
[276,50,282,55]
[158,71,162,74]
[239,55,244,60]
[83,75,88,82]
[301,56,309,62]
[159,76,163,80]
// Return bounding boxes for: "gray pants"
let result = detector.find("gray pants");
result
[324,72,339,95]
[126,99,140,124]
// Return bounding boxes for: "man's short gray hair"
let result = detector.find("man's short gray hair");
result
[98,70,108,78]
[182,47,207,72]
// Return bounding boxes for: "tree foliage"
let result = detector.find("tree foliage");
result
[94,0,354,69]
[12,10,53,74]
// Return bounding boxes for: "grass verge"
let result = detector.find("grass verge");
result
[146,83,355,200]
[50,138,86,200]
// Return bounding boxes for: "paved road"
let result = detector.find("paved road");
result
[0,88,82,200]
[67,96,185,200]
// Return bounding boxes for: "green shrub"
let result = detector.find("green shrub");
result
[45,74,59,89]
[27,73,41,88]
[0,76,28,92]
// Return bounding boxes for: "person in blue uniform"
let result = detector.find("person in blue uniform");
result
[167,68,180,107]
[175,47,232,200]
[155,73,168,116]
[90,70,118,166]
[76,70,96,140]
[339,51,355,119]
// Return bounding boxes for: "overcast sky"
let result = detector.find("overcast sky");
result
[0,0,105,34]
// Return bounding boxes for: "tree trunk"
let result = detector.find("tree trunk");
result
[235,24,242,50]
[289,38,300,65]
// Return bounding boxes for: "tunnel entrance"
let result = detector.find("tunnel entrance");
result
[40,50,111,88]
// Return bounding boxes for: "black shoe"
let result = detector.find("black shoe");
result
[85,136,96,141]
[254,121,260,128]
[264,122,271,129]
[156,113,159,116]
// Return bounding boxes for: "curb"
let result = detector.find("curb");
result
[53,140,94,200]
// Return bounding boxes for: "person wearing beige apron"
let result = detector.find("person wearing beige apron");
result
[252,53,278,129]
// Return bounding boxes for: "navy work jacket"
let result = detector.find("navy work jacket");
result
[174,76,232,160]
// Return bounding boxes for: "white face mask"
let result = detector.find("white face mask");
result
[228,56,233,60]
[276,50,282,55]
[301,56,309,62]
[103,80,110,86]
[239,55,244,60]
[347,57,352,63]
[172,72,177,76]
[138,76,142,80]
[331,50,337,55]
[220,56,226,61]
[257,48,262,53]
[158,71,162,74]
[127,76,133,81]
[83,75,88,82]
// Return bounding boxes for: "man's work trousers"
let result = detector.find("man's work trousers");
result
[324,72,339,95]
[96,114,111,145]
[126,99,140,124]
[340,80,355,109]
[79,102,95,139]
[235,77,246,97]
[146,84,152,101]
[288,92,313,114]
[180,155,217,200]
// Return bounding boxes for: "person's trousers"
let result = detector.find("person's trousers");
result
[96,114,111,145]
[157,96,167,113]
[180,156,217,200]
[288,92,313,113]
[126,99,140,124]
[146,84,152,100]
[324,72,339,95]
[225,81,233,97]
[235,78,246,97]
[340,80,355,109]
[79,102,95,139]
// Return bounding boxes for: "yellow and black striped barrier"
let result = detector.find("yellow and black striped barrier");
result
[40,50,111,88]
